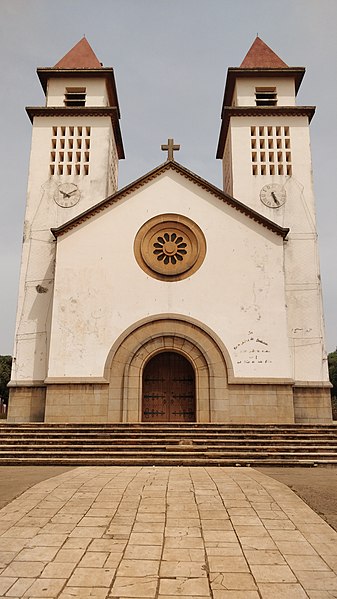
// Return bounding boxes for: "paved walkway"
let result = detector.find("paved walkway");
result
[0,467,336,598]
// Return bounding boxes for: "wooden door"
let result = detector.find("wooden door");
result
[142,352,195,422]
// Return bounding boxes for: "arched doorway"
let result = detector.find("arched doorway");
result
[142,351,196,422]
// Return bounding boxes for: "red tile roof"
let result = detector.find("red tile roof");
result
[54,37,102,69]
[240,37,288,68]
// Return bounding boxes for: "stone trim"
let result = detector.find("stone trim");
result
[123,337,210,423]
[105,316,229,423]
[8,380,46,388]
[7,386,46,423]
[293,381,332,388]
[104,314,234,381]
[44,377,108,384]
[293,386,333,424]
[104,315,298,424]
[229,377,294,385]
[134,213,207,281]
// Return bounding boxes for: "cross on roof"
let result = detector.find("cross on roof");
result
[161,138,180,161]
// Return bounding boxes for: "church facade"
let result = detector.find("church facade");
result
[8,37,332,424]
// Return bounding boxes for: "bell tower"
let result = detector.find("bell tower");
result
[217,37,331,421]
[8,38,124,421]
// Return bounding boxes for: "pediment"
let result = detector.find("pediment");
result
[51,160,289,239]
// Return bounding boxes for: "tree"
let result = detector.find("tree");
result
[328,349,337,419]
[0,355,12,403]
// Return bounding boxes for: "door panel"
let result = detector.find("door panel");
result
[142,352,195,422]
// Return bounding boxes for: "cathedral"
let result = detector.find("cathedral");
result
[7,37,332,424]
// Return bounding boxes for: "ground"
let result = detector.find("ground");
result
[0,466,336,531]
[0,466,337,598]
[257,467,337,532]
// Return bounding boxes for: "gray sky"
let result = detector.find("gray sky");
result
[0,0,336,354]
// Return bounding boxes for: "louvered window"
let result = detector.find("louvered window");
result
[255,87,277,106]
[64,87,86,107]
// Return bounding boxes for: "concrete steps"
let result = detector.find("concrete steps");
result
[0,422,336,466]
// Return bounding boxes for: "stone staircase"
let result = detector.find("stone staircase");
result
[0,423,337,466]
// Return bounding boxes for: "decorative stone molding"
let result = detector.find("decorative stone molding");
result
[134,214,206,281]
[105,315,229,423]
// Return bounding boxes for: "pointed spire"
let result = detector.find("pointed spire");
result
[240,37,288,68]
[54,37,102,69]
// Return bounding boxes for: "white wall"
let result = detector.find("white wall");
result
[10,113,118,384]
[46,78,109,107]
[233,77,296,107]
[222,112,329,384]
[47,170,291,381]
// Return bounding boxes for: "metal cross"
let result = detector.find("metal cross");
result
[161,138,180,161]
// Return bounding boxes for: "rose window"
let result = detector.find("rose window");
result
[153,233,187,265]
[134,214,206,281]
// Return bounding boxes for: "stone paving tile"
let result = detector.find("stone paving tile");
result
[159,577,210,596]
[5,576,34,597]
[206,544,243,557]
[274,540,318,555]
[0,466,337,598]
[158,596,211,599]
[68,566,116,587]
[296,569,337,590]
[26,533,68,547]
[53,548,86,563]
[15,546,59,562]
[160,559,207,577]
[285,553,331,571]
[307,592,337,598]
[41,561,75,579]
[22,576,66,596]
[0,539,27,552]
[78,551,109,568]
[0,550,18,567]
[212,592,260,599]
[2,526,41,539]
[118,559,159,577]
[243,548,286,565]
[162,547,205,561]
[2,560,45,577]
[68,526,105,539]
[0,577,17,595]
[258,582,309,598]
[110,575,158,597]
[210,571,258,590]
[249,563,297,583]
[207,555,250,573]
[59,588,109,598]
[123,544,162,560]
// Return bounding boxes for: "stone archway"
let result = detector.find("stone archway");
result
[104,315,231,423]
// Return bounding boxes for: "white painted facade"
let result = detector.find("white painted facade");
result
[221,81,329,386]
[46,78,110,107]
[8,40,331,424]
[10,78,119,387]
[48,171,290,381]
[233,78,296,107]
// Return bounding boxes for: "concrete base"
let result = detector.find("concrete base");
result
[293,386,333,423]
[7,386,46,423]
[7,381,333,424]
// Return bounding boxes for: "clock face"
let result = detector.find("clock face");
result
[54,183,80,208]
[260,184,286,208]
